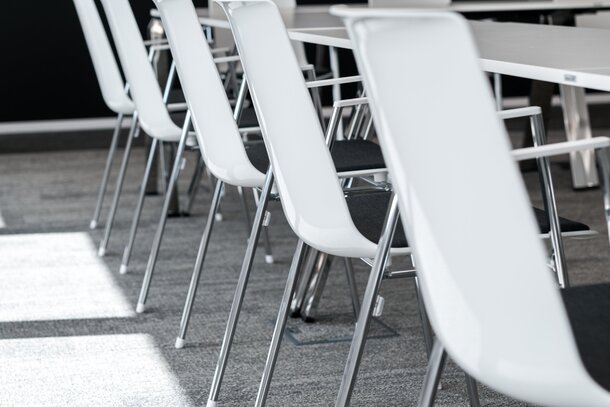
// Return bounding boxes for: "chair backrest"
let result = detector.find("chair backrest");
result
[153,0,264,187]
[209,0,307,64]
[100,0,181,141]
[337,8,609,405]
[218,0,378,258]
[72,0,134,115]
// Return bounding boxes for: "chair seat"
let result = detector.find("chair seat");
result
[244,139,386,174]
[238,106,259,128]
[345,192,590,249]
[533,207,590,234]
[562,283,610,392]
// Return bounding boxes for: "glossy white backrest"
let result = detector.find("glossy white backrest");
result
[72,0,134,115]
[208,0,307,65]
[100,0,181,141]
[153,0,264,187]
[337,8,610,406]
[218,0,380,258]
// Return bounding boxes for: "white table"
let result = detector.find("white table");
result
[291,21,610,188]
[150,3,610,188]
[292,21,610,91]
[151,2,610,26]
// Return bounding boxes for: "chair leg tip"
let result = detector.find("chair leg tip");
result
[206,400,218,407]
[175,337,185,349]
[265,255,274,264]
[97,247,106,257]
[119,264,128,275]
[89,220,98,230]
[135,303,145,313]
[215,213,223,222]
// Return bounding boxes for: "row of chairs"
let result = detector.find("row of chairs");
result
[75,0,610,405]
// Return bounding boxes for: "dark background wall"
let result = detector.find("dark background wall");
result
[1,0,548,124]
[0,0,358,124]
[0,0,206,123]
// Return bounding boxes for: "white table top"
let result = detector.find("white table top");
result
[448,0,610,13]
[149,3,610,91]
[290,21,610,92]
[149,1,610,29]
[150,6,342,30]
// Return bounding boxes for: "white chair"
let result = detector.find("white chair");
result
[214,2,428,406]
[338,7,610,406]
[147,0,388,358]
[220,1,610,405]
[96,0,196,273]
[72,0,136,230]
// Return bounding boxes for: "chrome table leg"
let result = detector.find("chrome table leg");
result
[559,84,599,189]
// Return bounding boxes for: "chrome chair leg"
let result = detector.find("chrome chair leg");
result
[98,112,140,257]
[135,112,191,313]
[530,113,569,287]
[207,168,275,407]
[184,156,206,215]
[90,112,124,230]
[413,274,434,357]
[465,373,481,407]
[252,187,274,264]
[343,258,360,319]
[336,193,399,407]
[175,180,224,349]
[208,170,224,222]
[119,138,159,274]
[289,246,317,317]
[301,252,332,322]
[158,140,168,194]
[597,147,610,244]
[418,340,447,407]
[255,239,309,407]
[238,186,252,235]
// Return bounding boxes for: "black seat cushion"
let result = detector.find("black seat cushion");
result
[344,195,590,249]
[237,106,259,128]
[166,87,258,128]
[533,207,590,234]
[346,190,408,248]
[244,139,386,174]
[562,283,610,391]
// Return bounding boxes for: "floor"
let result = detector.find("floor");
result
[1,125,609,406]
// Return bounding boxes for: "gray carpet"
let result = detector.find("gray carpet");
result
[1,126,610,406]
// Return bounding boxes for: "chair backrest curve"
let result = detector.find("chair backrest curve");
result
[72,0,134,115]
[100,0,181,140]
[153,0,264,187]
[219,0,375,257]
[339,8,607,405]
